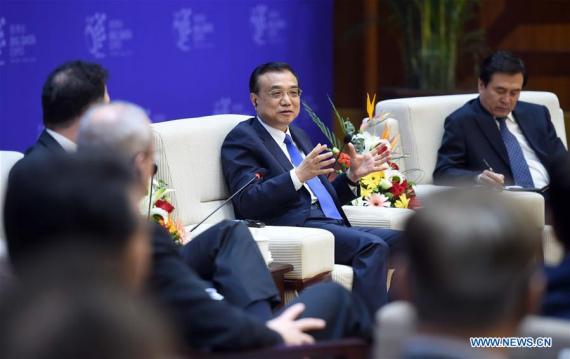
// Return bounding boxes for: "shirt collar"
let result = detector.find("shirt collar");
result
[495,112,515,123]
[45,128,77,152]
[256,116,292,145]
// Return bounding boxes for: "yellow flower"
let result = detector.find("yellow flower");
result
[360,185,374,198]
[361,171,383,188]
[366,93,377,120]
[394,194,410,209]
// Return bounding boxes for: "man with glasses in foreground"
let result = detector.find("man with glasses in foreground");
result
[221,62,403,315]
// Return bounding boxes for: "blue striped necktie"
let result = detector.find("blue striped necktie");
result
[497,117,535,188]
[284,134,342,219]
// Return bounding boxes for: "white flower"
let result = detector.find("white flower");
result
[378,178,393,190]
[384,169,405,184]
[139,184,175,214]
[149,207,169,223]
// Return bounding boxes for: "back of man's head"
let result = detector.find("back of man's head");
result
[78,102,152,161]
[479,51,527,87]
[0,268,177,359]
[403,190,541,332]
[42,60,109,129]
[549,153,570,250]
[4,151,141,276]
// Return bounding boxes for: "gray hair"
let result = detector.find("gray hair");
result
[77,101,152,158]
[404,189,540,330]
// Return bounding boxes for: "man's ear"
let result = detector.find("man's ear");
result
[477,79,485,92]
[250,93,258,109]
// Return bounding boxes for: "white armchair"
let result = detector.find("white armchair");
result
[151,115,348,300]
[1,151,24,288]
[370,91,568,264]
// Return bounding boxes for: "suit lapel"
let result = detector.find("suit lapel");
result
[290,126,313,155]
[251,118,294,171]
[472,100,510,166]
[513,106,541,155]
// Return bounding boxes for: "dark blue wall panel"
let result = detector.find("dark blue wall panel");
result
[0,0,333,152]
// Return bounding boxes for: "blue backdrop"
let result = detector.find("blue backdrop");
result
[0,0,333,152]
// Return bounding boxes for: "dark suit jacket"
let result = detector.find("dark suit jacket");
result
[147,224,282,351]
[25,129,66,156]
[542,253,570,320]
[221,118,358,227]
[433,98,567,186]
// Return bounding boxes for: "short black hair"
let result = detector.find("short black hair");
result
[479,51,527,87]
[249,62,299,93]
[404,189,539,330]
[42,60,109,129]
[549,153,570,249]
[4,151,138,273]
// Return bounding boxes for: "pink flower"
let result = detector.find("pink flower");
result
[364,193,391,208]
[176,218,192,245]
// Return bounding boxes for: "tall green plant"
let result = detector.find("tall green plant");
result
[387,0,486,90]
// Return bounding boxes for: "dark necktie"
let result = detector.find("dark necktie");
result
[497,117,535,188]
[284,134,342,219]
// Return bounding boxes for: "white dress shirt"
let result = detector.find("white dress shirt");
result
[46,128,77,152]
[495,113,549,188]
[256,117,358,203]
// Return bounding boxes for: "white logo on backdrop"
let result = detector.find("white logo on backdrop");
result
[0,18,6,57]
[250,5,267,45]
[213,97,247,115]
[173,8,192,51]
[108,19,133,56]
[7,22,37,64]
[85,12,133,58]
[85,12,107,58]
[172,8,214,52]
[250,4,287,46]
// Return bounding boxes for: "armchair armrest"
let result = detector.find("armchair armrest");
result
[187,223,335,280]
[342,206,413,231]
[257,226,335,280]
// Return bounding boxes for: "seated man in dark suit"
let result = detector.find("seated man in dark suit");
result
[542,153,570,319]
[401,190,545,359]
[433,51,567,188]
[25,60,110,156]
[221,62,402,315]
[75,102,373,351]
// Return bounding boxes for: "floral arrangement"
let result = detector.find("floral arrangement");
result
[302,94,421,210]
[140,179,191,246]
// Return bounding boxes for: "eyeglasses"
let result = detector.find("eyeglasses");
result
[260,88,302,100]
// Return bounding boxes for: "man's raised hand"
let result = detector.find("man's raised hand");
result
[295,144,335,183]
[347,142,391,183]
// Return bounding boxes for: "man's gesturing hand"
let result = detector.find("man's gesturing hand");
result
[347,142,391,183]
[294,144,335,183]
[266,303,326,346]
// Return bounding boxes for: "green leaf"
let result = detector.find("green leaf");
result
[327,95,348,136]
[302,99,342,149]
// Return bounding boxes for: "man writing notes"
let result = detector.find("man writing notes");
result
[221,62,402,315]
[433,51,567,188]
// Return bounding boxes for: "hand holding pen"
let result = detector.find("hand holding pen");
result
[480,159,505,188]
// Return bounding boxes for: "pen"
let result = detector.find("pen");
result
[483,158,505,189]
[482,158,494,172]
